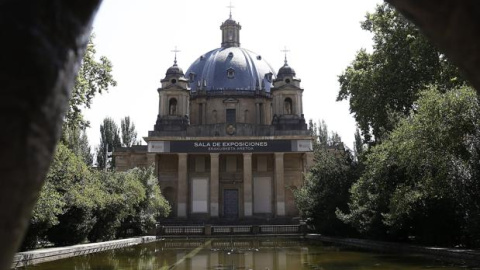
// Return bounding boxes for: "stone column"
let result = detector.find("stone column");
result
[177,153,188,218]
[274,152,285,216]
[202,102,207,125]
[243,153,253,216]
[210,153,219,217]
[160,95,164,116]
[255,103,260,124]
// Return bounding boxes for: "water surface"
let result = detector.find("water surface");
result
[26,237,474,270]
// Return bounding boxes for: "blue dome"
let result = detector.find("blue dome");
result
[185,47,276,92]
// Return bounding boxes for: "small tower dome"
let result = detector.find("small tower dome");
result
[160,55,189,88]
[166,61,184,77]
[277,61,296,80]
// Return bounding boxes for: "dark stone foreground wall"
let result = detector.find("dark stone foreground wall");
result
[0,1,101,269]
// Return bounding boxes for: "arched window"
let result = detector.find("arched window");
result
[227,68,235,79]
[169,98,178,115]
[284,98,293,114]
[188,72,196,83]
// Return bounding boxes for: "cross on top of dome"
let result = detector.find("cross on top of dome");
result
[227,1,234,20]
[281,46,290,65]
[171,46,181,66]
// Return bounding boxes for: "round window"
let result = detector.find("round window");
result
[171,79,177,84]
[285,78,291,84]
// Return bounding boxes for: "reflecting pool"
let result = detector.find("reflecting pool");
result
[26,238,474,269]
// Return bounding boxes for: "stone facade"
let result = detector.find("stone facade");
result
[114,15,314,223]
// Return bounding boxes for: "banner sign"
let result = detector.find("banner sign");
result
[171,140,291,153]
[148,140,312,153]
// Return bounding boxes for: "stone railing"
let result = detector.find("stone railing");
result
[162,226,205,235]
[157,224,304,237]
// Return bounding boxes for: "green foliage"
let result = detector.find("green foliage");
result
[22,181,66,250]
[89,166,170,241]
[338,86,480,246]
[60,125,93,165]
[295,121,358,236]
[45,143,104,246]
[23,145,170,249]
[121,116,138,147]
[96,117,122,169]
[353,129,365,160]
[337,3,465,144]
[66,34,117,129]
[59,34,115,165]
[117,167,171,238]
[20,34,169,250]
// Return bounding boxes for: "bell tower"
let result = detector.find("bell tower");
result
[271,50,307,130]
[154,50,190,132]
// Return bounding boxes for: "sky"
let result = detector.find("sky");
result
[86,0,382,151]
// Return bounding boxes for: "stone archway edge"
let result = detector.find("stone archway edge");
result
[11,236,156,268]
[306,234,480,267]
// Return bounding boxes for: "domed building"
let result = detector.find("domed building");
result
[115,15,314,223]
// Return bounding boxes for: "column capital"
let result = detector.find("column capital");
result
[274,152,284,158]
[242,153,252,158]
[210,153,220,158]
[178,153,188,157]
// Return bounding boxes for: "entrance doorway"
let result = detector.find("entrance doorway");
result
[223,189,238,218]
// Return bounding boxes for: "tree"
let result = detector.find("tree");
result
[317,120,329,147]
[21,180,65,250]
[338,86,480,246]
[23,145,171,247]
[353,128,365,160]
[25,143,105,247]
[337,3,465,144]
[87,169,144,242]
[88,166,171,242]
[116,167,171,237]
[96,117,122,169]
[60,34,116,164]
[61,125,93,165]
[121,116,138,147]
[66,34,117,130]
[295,121,358,236]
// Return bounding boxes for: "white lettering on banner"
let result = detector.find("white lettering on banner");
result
[194,141,268,149]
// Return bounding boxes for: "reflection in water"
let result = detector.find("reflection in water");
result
[27,238,473,270]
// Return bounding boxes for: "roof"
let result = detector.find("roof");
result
[185,47,276,92]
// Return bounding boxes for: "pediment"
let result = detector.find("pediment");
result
[223,97,239,103]
[163,84,188,91]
